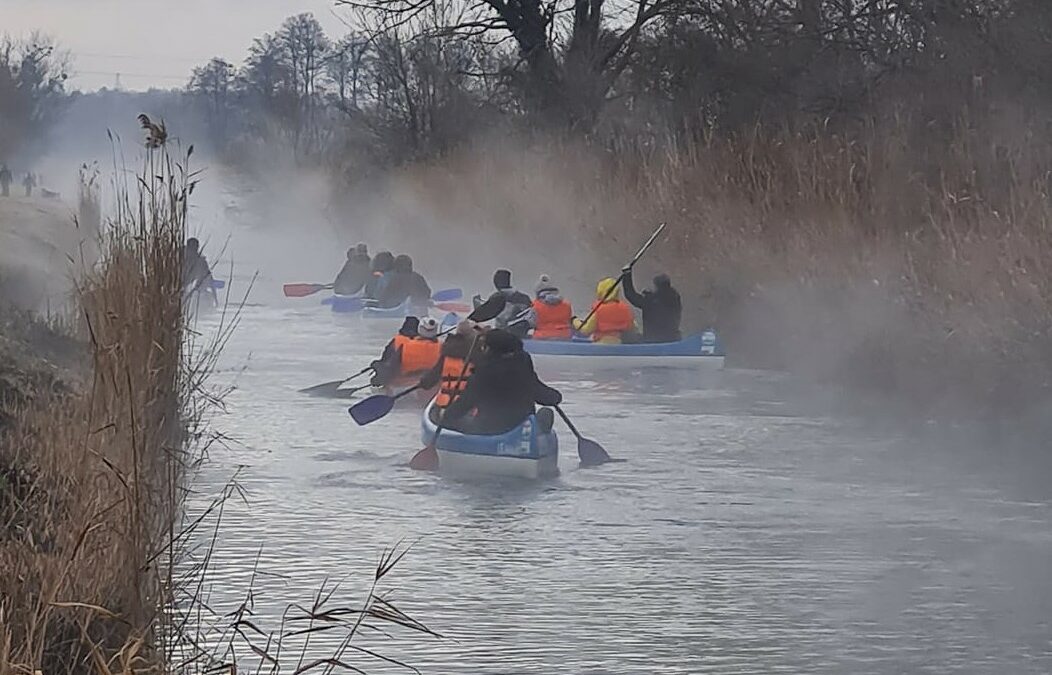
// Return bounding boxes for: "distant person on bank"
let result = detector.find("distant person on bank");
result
[0,165,11,197]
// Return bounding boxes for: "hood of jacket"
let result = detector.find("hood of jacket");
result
[595,277,621,302]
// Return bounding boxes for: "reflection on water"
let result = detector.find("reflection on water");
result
[187,283,1052,674]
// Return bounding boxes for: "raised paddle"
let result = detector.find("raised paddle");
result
[409,332,483,471]
[283,282,335,298]
[347,297,505,424]
[574,222,667,331]
[554,405,617,467]
[299,365,374,397]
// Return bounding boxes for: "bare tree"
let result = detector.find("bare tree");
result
[0,34,70,157]
[327,33,373,111]
[280,13,331,153]
[337,0,681,126]
[188,58,235,146]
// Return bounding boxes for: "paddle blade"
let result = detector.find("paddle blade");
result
[434,301,471,314]
[284,283,329,298]
[577,437,613,467]
[348,394,396,425]
[210,279,226,289]
[431,288,463,302]
[332,384,370,400]
[299,379,346,396]
[409,444,439,471]
[468,294,506,322]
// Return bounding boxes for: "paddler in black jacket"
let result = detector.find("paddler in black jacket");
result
[440,329,561,435]
[621,269,682,343]
[474,269,535,338]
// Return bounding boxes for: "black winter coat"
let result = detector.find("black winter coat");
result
[442,349,561,434]
[622,274,682,343]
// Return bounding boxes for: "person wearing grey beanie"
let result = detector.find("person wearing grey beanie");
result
[531,274,573,340]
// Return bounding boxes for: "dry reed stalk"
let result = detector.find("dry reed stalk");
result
[375,104,1052,416]
[0,129,206,673]
[3,121,435,675]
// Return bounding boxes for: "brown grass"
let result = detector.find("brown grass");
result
[0,140,196,673]
[1,129,437,675]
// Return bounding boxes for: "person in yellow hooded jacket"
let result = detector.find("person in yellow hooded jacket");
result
[572,277,639,344]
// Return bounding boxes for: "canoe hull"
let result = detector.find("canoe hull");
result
[321,293,364,313]
[524,332,725,368]
[421,402,559,479]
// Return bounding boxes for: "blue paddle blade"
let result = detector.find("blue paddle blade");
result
[210,279,226,289]
[431,288,463,302]
[348,394,396,426]
[577,437,612,467]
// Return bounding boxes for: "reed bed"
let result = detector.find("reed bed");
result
[386,102,1052,418]
[2,121,434,674]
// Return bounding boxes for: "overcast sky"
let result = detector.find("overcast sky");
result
[6,0,348,91]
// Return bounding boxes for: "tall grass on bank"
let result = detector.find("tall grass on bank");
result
[0,134,198,672]
[2,124,437,674]
[373,102,1052,417]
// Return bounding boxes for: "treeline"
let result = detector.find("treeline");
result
[186,1,1052,166]
[0,34,70,160]
[0,34,68,158]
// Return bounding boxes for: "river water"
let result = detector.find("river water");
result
[185,199,1052,674]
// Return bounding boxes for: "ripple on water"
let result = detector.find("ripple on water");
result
[183,302,1052,675]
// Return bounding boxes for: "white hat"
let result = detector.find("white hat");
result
[418,316,439,338]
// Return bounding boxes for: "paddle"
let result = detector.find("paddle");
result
[299,365,374,397]
[433,301,471,314]
[436,294,506,337]
[554,405,618,467]
[349,382,423,425]
[284,282,334,298]
[431,288,463,302]
[574,222,667,331]
[330,383,372,400]
[409,332,483,471]
[347,296,505,425]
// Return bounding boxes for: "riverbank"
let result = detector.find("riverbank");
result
[0,153,190,672]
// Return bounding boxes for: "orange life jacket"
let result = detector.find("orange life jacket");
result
[435,356,473,407]
[590,300,634,342]
[532,298,573,340]
[399,336,441,375]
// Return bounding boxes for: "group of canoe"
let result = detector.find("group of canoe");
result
[300,224,724,478]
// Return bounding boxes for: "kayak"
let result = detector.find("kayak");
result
[359,303,462,330]
[524,331,725,367]
[360,299,429,319]
[321,293,365,313]
[420,400,559,479]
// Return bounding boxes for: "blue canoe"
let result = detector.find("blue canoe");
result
[321,293,365,313]
[420,401,559,479]
[360,299,426,318]
[524,331,724,367]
